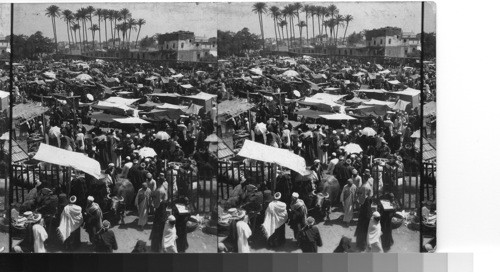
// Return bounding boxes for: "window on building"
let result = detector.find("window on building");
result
[350,49,353,55]
[389,39,391,44]
[380,39,383,45]
[173,43,176,48]
[196,43,199,47]
[404,39,407,43]
[181,43,184,49]
[373,40,376,45]
[197,53,201,59]
[166,44,169,49]
[405,49,408,54]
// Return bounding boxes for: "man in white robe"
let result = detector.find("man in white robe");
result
[58,195,83,250]
[135,182,151,230]
[367,212,383,252]
[236,212,252,253]
[262,192,288,247]
[340,179,357,225]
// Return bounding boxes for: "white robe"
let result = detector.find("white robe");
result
[367,218,383,252]
[33,224,48,253]
[236,221,252,253]
[58,204,83,242]
[262,200,288,239]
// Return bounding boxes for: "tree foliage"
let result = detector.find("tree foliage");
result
[10,31,55,60]
[139,35,157,48]
[346,31,365,45]
[217,28,261,58]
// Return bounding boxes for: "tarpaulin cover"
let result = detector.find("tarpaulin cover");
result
[300,93,346,108]
[90,112,126,123]
[93,101,133,112]
[296,108,332,119]
[391,88,420,97]
[217,98,254,117]
[144,109,183,122]
[104,97,140,105]
[184,104,204,115]
[320,113,357,120]
[34,143,101,178]
[113,117,150,124]
[156,102,188,111]
[13,103,49,121]
[362,99,396,107]
[391,99,411,111]
[180,84,194,89]
[238,140,307,175]
[184,91,217,101]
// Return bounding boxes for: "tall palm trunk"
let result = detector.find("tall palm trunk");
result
[305,12,309,44]
[78,27,82,50]
[335,23,340,46]
[311,14,315,44]
[259,13,265,50]
[104,18,108,49]
[135,26,142,49]
[317,15,321,42]
[66,21,71,48]
[343,22,349,44]
[272,18,278,51]
[98,18,102,49]
[285,24,290,49]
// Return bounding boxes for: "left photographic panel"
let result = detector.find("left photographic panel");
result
[10,2,218,253]
[0,3,10,253]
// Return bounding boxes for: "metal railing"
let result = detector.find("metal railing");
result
[218,160,432,210]
[10,164,216,214]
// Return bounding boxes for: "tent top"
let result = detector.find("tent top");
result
[34,143,101,178]
[184,91,217,101]
[238,140,307,175]
[113,117,150,124]
[320,113,357,120]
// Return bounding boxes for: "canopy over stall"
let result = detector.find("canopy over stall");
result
[33,143,102,178]
[238,140,308,175]
[320,113,357,120]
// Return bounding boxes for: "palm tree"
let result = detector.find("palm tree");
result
[135,19,146,48]
[61,10,74,48]
[87,6,96,47]
[95,9,104,49]
[297,21,307,50]
[116,23,128,48]
[112,10,120,48]
[252,2,268,50]
[279,19,289,49]
[310,5,317,44]
[334,14,344,45]
[282,5,294,46]
[45,5,61,52]
[72,23,81,50]
[89,24,100,48]
[302,5,311,44]
[293,3,303,41]
[102,9,109,49]
[342,15,353,44]
[127,18,137,47]
[269,6,281,50]
[76,8,86,50]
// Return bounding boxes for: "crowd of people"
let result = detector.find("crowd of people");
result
[218,54,433,253]
[11,57,219,253]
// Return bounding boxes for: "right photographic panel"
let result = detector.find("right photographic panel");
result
[216,2,436,253]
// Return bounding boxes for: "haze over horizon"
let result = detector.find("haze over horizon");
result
[13,3,218,41]
[218,2,436,38]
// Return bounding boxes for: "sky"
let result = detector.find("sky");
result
[13,3,219,41]
[0,4,11,38]
[218,2,436,38]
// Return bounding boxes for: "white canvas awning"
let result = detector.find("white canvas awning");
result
[156,103,188,111]
[184,92,217,101]
[33,143,102,178]
[237,140,307,175]
[113,117,150,124]
[180,84,194,89]
[319,113,357,120]
[104,97,140,106]
[301,93,346,108]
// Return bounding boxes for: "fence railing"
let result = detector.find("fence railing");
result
[11,164,216,214]
[218,160,435,210]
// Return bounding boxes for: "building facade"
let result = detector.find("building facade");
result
[289,27,420,59]
[160,31,217,62]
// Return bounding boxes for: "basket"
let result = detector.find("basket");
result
[391,213,404,229]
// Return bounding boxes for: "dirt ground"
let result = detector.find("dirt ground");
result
[12,210,217,253]
[246,208,419,253]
